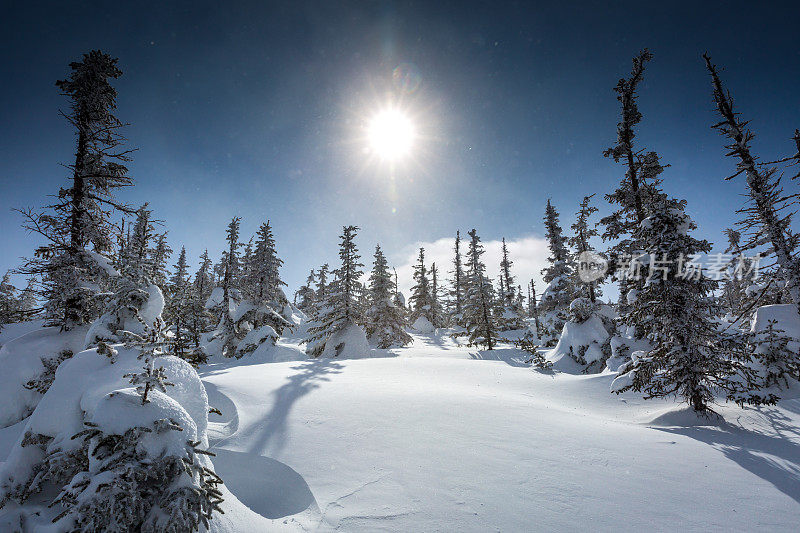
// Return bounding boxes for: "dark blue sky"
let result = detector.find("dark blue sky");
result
[1,0,799,292]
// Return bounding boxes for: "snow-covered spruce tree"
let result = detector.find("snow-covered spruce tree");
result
[184,250,214,351]
[449,231,466,326]
[17,280,39,320]
[409,247,435,328]
[745,319,800,397]
[704,54,800,314]
[1,286,224,530]
[305,226,366,357]
[463,229,497,350]
[539,200,573,341]
[248,220,288,313]
[206,218,289,358]
[315,263,330,303]
[164,246,193,358]
[721,228,763,317]
[600,50,669,318]
[497,238,527,331]
[16,50,134,330]
[296,269,317,312]
[85,205,164,348]
[0,274,21,330]
[430,262,445,328]
[611,194,751,413]
[69,324,222,530]
[528,279,542,335]
[569,195,603,303]
[151,233,172,289]
[366,245,412,348]
[207,217,242,358]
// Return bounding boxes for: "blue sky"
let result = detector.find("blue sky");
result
[1,1,799,295]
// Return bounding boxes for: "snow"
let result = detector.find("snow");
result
[751,304,800,344]
[411,315,434,333]
[0,319,45,349]
[320,322,371,359]
[0,324,87,427]
[139,283,164,326]
[206,286,225,309]
[193,328,800,531]
[2,325,800,530]
[546,315,609,371]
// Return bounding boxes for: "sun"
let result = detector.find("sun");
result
[367,108,415,160]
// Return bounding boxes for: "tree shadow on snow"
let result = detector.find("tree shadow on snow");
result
[468,346,530,368]
[413,329,464,350]
[653,407,800,505]
[239,359,343,456]
[210,448,319,519]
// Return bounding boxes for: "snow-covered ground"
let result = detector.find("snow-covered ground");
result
[196,328,800,532]
[1,324,799,531]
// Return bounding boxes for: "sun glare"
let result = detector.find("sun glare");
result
[368,109,415,160]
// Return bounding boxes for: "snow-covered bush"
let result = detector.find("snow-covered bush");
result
[319,321,371,359]
[0,343,223,531]
[547,313,610,372]
[513,331,552,371]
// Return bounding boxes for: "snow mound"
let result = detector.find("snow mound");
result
[412,315,435,333]
[0,325,87,428]
[546,315,609,373]
[0,320,45,348]
[643,405,724,427]
[751,304,800,344]
[320,322,371,359]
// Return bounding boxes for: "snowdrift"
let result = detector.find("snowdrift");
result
[0,325,87,428]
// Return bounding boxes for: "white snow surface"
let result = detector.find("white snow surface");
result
[411,315,434,333]
[195,328,800,531]
[2,324,800,530]
[0,324,87,427]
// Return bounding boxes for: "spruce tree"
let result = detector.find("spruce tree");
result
[151,233,172,289]
[430,262,445,328]
[296,269,317,312]
[366,245,412,348]
[16,51,134,329]
[611,191,747,413]
[601,51,671,319]
[409,248,433,325]
[305,226,366,357]
[539,200,572,338]
[85,206,162,347]
[569,195,602,303]
[165,247,192,357]
[463,229,497,350]
[316,263,330,302]
[250,220,287,310]
[704,54,800,313]
[529,280,541,336]
[449,231,466,325]
[497,238,526,330]
[0,273,20,330]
